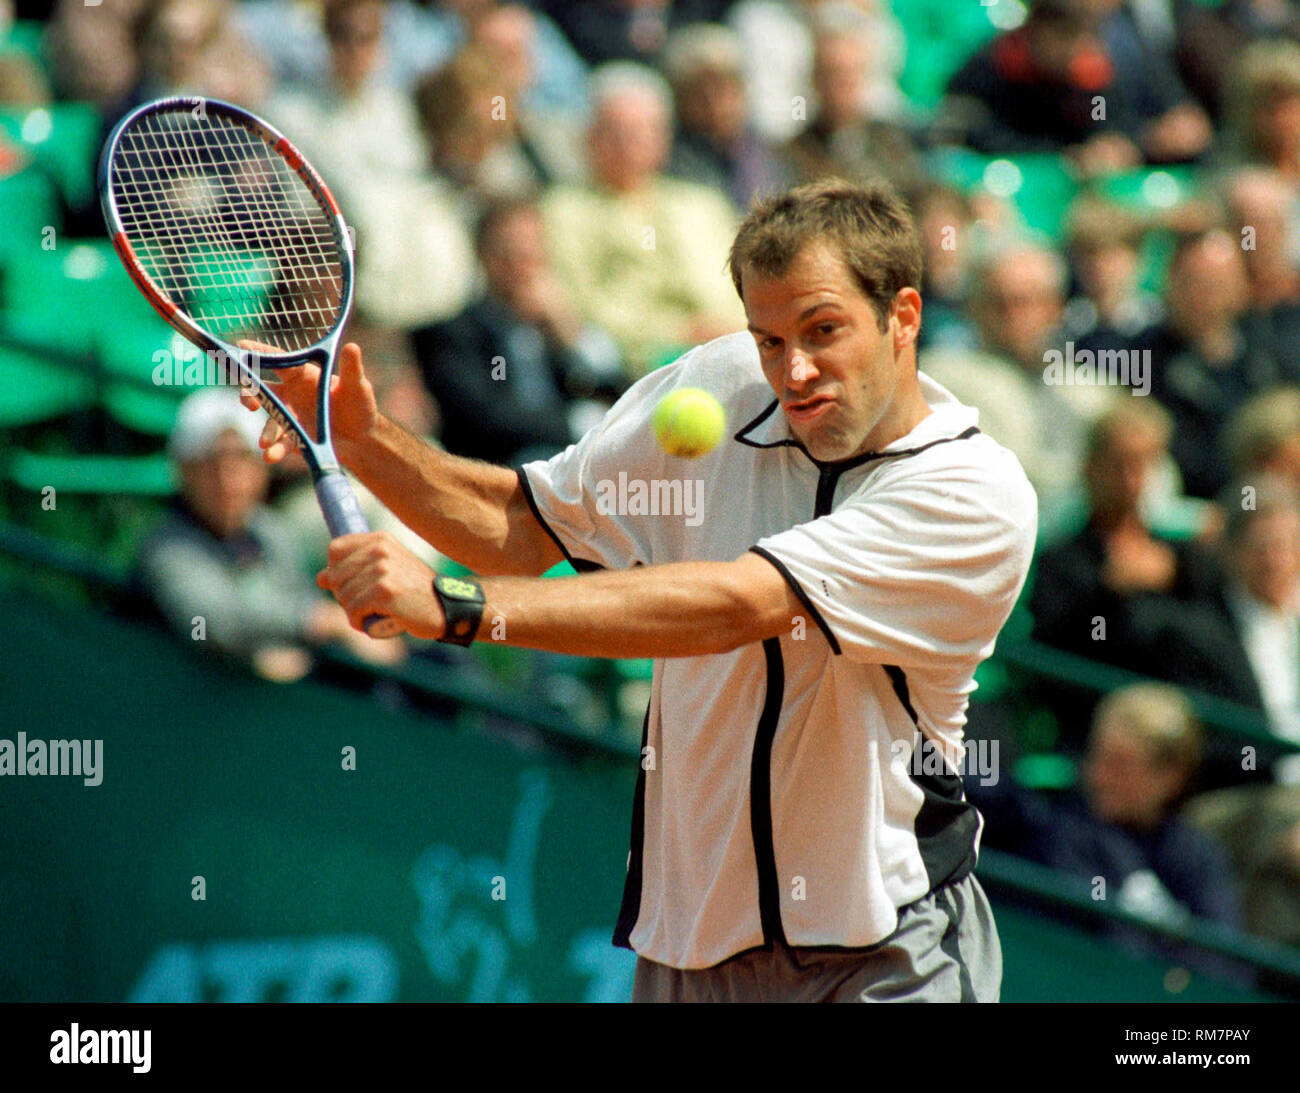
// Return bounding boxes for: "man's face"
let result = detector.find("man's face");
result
[813,33,867,129]
[1232,507,1300,611]
[1086,424,1164,515]
[481,207,546,303]
[328,1,385,95]
[678,67,747,146]
[743,240,921,461]
[1166,233,1249,333]
[588,92,669,192]
[974,253,1063,369]
[1084,723,1181,828]
[179,429,268,540]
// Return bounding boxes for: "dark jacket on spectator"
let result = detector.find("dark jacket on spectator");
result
[940,27,1142,154]
[412,295,612,466]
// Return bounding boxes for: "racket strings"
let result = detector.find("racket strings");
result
[109,107,345,352]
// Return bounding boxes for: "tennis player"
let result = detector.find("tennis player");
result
[248,179,1037,1002]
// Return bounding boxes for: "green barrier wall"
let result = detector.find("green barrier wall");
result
[0,587,1278,1002]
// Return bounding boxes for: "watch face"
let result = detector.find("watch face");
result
[438,576,483,601]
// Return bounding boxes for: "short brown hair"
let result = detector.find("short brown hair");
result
[728,179,923,332]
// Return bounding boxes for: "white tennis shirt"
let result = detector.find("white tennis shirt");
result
[519,332,1038,969]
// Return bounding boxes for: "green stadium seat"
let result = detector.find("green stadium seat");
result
[0,166,61,288]
[0,21,49,69]
[0,339,95,426]
[0,239,177,383]
[102,383,185,437]
[1093,166,1200,214]
[893,0,999,111]
[0,101,102,212]
[926,148,1079,242]
[5,449,175,496]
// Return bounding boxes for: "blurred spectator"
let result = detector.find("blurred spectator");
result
[661,22,789,212]
[413,40,580,223]
[1221,167,1300,378]
[463,5,586,181]
[237,0,461,94]
[938,0,1166,175]
[922,237,1117,518]
[1224,386,1300,496]
[781,5,924,196]
[1085,0,1212,164]
[1178,0,1300,121]
[1061,197,1162,344]
[45,0,143,113]
[728,0,908,145]
[265,0,424,178]
[1184,784,1300,951]
[971,682,1246,978]
[412,198,624,465]
[134,389,403,683]
[540,62,745,378]
[128,0,270,110]
[0,1,47,107]
[1153,475,1300,746]
[537,0,730,68]
[1030,401,1216,668]
[913,183,978,352]
[1136,228,1279,499]
[268,1,475,330]
[469,1,592,122]
[1223,39,1300,185]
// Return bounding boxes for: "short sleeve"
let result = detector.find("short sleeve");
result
[518,348,698,571]
[752,450,1037,670]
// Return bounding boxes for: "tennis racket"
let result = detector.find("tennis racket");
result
[99,95,401,638]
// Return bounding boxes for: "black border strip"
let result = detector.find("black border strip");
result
[748,547,842,655]
[514,467,605,573]
[750,637,788,947]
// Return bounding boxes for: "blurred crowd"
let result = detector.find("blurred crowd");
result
[5,0,1300,984]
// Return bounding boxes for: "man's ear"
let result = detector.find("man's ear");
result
[892,288,922,350]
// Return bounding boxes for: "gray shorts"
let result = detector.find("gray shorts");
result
[631,873,1001,1003]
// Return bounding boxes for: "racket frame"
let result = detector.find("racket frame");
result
[99,95,353,479]
[100,96,402,638]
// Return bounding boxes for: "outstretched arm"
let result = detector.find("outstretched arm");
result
[243,341,563,577]
[318,533,804,658]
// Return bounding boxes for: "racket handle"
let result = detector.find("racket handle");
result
[314,473,404,639]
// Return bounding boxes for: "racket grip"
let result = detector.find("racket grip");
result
[314,473,404,639]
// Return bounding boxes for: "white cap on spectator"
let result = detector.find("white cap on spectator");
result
[168,388,265,463]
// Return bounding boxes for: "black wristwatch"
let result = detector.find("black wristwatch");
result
[432,574,486,646]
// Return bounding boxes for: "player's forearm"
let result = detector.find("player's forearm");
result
[340,416,558,577]
[475,557,792,658]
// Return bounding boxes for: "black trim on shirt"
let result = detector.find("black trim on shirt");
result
[734,399,980,473]
[883,664,980,892]
[748,547,842,655]
[613,704,652,951]
[515,466,605,573]
[751,637,788,948]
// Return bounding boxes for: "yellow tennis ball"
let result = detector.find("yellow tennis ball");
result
[653,388,726,458]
